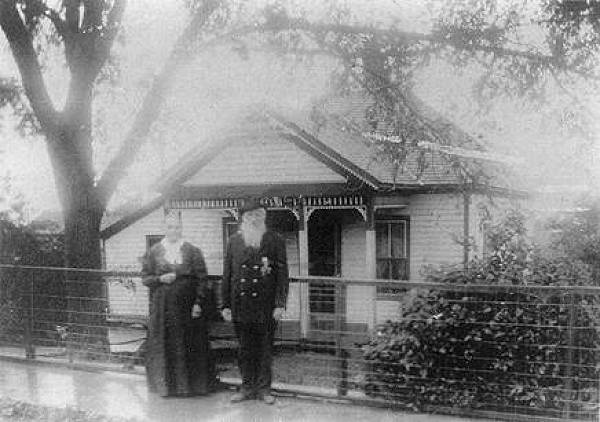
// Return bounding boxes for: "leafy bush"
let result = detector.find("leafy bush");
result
[363,210,600,416]
[548,197,600,279]
[0,219,65,344]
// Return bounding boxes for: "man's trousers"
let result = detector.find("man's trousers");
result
[233,320,276,396]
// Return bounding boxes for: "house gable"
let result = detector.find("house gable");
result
[183,134,347,186]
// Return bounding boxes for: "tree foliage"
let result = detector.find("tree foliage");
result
[548,196,600,279]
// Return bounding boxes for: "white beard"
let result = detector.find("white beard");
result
[240,222,266,249]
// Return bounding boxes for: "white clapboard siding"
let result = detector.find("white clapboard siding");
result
[104,209,164,270]
[181,209,230,275]
[341,221,375,325]
[105,207,303,319]
[104,209,165,316]
[406,193,465,282]
[371,194,465,324]
[104,193,470,325]
[183,136,346,186]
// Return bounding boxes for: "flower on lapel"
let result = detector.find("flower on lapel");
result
[261,256,272,276]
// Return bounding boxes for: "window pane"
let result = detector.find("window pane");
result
[309,282,335,313]
[376,259,390,279]
[390,222,405,258]
[146,235,164,252]
[375,223,388,258]
[390,258,408,280]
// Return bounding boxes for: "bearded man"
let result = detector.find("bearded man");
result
[221,199,289,404]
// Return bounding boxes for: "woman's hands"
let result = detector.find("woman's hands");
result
[159,272,176,284]
[221,308,232,322]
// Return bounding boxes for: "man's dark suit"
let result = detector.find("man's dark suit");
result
[222,230,289,396]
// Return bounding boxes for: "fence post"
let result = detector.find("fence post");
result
[336,282,348,397]
[24,270,35,359]
[564,292,576,420]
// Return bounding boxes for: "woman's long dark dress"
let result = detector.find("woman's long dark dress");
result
[142,241,216,397]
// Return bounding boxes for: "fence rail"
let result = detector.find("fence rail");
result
[0,264,599,421]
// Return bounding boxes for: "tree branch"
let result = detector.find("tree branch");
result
[0,1,57,131]
[270,16,559,65]
[273,15,600,80]
[81,0,102,31]
[95,0,220,206]
[39,2,67,37]
[90,0,126,77]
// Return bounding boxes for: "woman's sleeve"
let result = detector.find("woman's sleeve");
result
[141,249,161,288]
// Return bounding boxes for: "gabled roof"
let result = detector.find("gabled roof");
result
[280,91,515,188]
[155,101,513,195]
[155,110,383,195]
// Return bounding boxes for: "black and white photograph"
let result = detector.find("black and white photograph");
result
[1,0,600,421]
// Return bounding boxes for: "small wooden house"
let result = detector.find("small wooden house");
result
[101,98,521,346]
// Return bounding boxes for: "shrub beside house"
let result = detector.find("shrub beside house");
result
[363,210,600,418]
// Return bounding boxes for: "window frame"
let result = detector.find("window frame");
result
[145,234,164,252]
[374,216,410,281]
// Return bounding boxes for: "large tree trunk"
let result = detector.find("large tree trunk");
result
[47,113,109,357]
[63,200,108,358]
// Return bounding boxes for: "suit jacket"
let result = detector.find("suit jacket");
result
[222,230,289,323]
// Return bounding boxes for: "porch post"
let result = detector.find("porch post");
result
[365,197,377,331]
[365,197,377,279]
[297,203,310,339]
[365,230,376,278]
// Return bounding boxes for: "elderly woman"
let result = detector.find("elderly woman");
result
[142,211,216,397]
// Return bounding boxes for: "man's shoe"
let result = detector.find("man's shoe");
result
[230,392,250,403]
[261,394,276,405]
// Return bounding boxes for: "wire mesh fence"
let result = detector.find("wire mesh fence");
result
[0,264,599,421]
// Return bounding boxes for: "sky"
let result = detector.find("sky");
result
[1,0,599,219]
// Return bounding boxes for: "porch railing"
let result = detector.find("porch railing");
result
[0,264,599,422]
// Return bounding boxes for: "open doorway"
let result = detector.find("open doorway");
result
[308,210,341,277]
[307,210,342,336]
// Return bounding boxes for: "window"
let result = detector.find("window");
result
[375,217,409,280]
[145,235,164,252]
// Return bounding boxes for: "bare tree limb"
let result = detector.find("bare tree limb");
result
[0,0,57,131]
[39,2,67,37]
[95,0,221,206]
[90,0,126,77]
[63,0,126,116]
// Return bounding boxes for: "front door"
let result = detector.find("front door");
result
[307,211,341,340]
